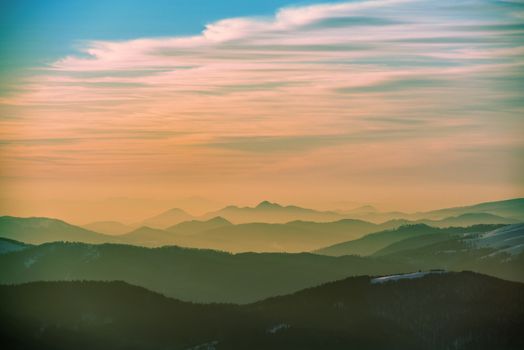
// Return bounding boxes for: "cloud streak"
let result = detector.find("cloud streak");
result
[1,0,523,212]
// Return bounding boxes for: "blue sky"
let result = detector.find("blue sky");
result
[0,0,312,72]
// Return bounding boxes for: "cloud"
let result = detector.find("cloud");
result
[1,0,523,198]
[335,77,449,93]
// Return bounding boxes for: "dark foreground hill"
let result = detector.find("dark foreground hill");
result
[1,272,523,350]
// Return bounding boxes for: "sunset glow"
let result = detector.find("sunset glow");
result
[1,0,523,223]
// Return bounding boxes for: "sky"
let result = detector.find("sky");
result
[0,0,523,223]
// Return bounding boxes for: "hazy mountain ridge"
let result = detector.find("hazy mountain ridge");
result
[0,241,409,303]
[367,224,524,283]
[81,221,133,235]
[370,224,524,260]
[139,207,194,229]
[0,216,116,245]
[1,272,523,350]
[0,237,30,255]
[314,224,504,257]
[167,216,233,235]
[80,198,523,232]
[167,219,383,253]
[419,198,524,221]
[1,198,521,254]
[338,198,524,223]
[1,223,523,303]
[1,215,385,252]
[199,200,344,224]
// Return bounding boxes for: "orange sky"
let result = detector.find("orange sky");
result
[1,0,523,223]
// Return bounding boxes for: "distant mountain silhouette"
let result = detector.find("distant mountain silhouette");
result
[0,216,115,245]
[132,198,523,226]
[81,220,133,235]
[121,217,387,252]
[0,215,382,252]
[1,272,522,350]
[166,216,232,235]
[119,226,174,246]
[168,219,381,252]
[1,212,519,253]
[199,201,344,224]
[424,212,518,226]
[139,207,194,228]
[419,198,524,221]
[382,213,518,228]
[337,198,524,223]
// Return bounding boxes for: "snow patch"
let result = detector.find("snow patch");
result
[267,323,290,334]
[471,224,524,255]
[371,270,447,284]
[185,341,219,350]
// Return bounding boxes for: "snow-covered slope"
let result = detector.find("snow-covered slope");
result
[371,270,447,284]
[472,223,524,256]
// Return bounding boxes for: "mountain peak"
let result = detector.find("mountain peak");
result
[206,216,231,225]
[129,226,164,234]
[256,201,282,209]
[164,208,189,215]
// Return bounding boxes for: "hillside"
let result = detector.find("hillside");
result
[171,219,381,252]
[139,208,194,228]
[0,215,386,252]
[0,216,116,245]
[336,198,524,223]
[139,198,521,229]
[81,221,133,235]
[118,226,175,246]
[423,212,518,227]
[167,216,233,235]
[314,224,502,257]
[2,225,523,304]
[369,224,524,283]
[418,198,524,221]
[0,241,409,303]
[1,272,522,350]
[0,237,30,255]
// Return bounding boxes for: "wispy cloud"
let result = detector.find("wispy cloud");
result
[1,0,523,207]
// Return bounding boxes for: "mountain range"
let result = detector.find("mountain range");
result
[81,197,524,232]
[1,272,522,350]
[0,240,408,303]
[1,198,523,348]
[1,224,522,303]
[1,197,521,253]
[1,214,516,253]
[339,198,524,223]
[314,224,501,256]
[0,215,382,252]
